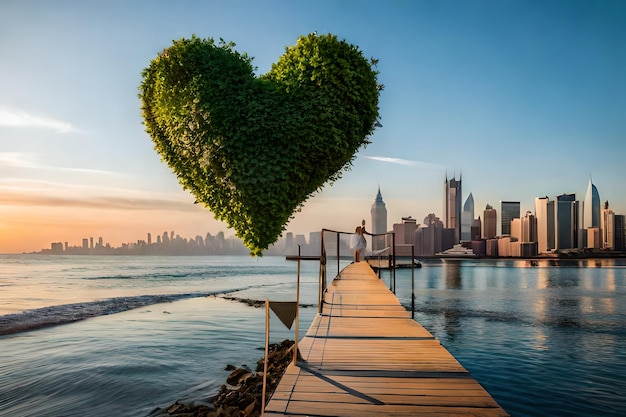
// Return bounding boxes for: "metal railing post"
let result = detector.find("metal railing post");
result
[336,232,340,277]
[294,259,300,365]
[411,244,415,319]
[319,230,326,313]
[389,233,396,293]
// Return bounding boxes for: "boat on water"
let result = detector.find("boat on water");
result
[436,244,477,258]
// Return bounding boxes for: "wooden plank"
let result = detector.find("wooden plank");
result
[271,392,502,407]
[265,262,509,416]
[265,403,508,417]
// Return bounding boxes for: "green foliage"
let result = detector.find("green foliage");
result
[139,33,380,256]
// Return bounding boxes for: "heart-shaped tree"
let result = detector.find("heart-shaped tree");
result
[139,33,381,255]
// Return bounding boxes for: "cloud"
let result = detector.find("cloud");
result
[0,106,82,134]
[0,152,36,168]
[56,166,116,175]
[0,181,200,212]
[361,155,445,170]
[0,152,114,175]
[2,193,199,212]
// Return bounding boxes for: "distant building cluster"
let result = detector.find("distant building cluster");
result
[40,176,625,259]
[371,175,626,258]
[43,231,290,256]
[41,227,329,257]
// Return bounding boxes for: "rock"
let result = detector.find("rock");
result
[157,339,295,417]
[242,399,256,416]
[226,368,250,386]
[166,402,184,413]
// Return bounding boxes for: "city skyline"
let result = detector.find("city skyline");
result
[386,173,625,256]
[1,1,625,253]
[41,174,623,249]
[11,166,626,255]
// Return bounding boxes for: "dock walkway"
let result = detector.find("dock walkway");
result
[264,262,509,416]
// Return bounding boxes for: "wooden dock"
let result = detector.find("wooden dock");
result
[264,262,509,416]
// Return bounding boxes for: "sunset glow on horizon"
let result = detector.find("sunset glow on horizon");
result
[1,1,625,254]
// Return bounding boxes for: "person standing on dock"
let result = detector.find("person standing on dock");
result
[350,220,367,262]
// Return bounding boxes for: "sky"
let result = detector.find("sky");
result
[1,0,625,253]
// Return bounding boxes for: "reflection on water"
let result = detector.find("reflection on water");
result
[442,260,462,289]
[607,267,616,291]
[532,327,549,351]
[395,258,626,417]
[600,296,615,314]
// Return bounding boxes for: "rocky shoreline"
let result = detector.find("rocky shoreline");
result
[149,339,295,417]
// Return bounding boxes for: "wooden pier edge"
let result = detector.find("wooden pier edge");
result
[264,261,509,416]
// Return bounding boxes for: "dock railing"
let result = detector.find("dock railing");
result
[319,228,397,313]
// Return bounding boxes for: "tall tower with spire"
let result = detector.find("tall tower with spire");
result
[584,176,601,229]
[444,174,462,244]
[370,187,387,251]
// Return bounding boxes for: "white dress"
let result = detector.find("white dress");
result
[350,233,367,254]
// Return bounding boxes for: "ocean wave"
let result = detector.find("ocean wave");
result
[80,265,292,281]
[81,272,208,280]
[0,287,256,337]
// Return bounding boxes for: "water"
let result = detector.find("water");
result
[392,258,626,416]
[1,255,625,416]
[0,255,316,316]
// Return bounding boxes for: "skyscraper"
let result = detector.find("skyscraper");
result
[555,193,578,250]
[602,201,615,249]
[461,192,474,242]
[535,196,555,253]
[471,217,482,241]
[444,175,462,244]
[500,201,520,236]
[370,187,388,251]
[615,215,625,252]
[394,216,418,245]
[483,204,497,239]
[510,218,522,241]
[415,215,444,256]
[521,211,538,243]
[584,177,601,229]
